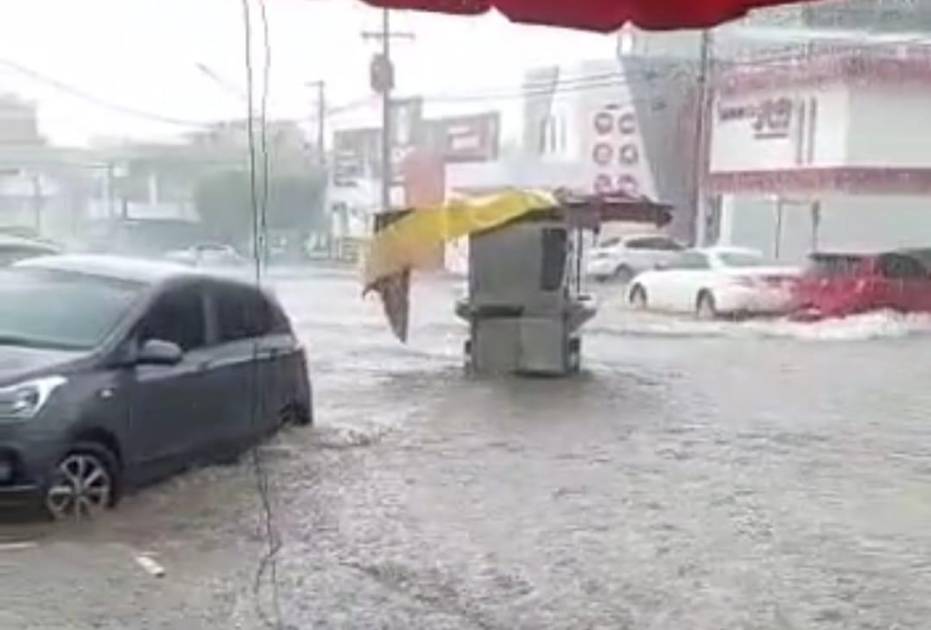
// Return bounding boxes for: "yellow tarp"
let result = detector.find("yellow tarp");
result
[363,189,556,287]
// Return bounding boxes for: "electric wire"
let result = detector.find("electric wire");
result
[240,0,285,628]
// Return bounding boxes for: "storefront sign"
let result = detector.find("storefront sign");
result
[718,96,794,140]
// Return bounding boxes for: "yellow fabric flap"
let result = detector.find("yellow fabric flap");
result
[363,189,556,286]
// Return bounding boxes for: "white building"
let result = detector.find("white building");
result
[447,57,700,244]
[707,46,931,260]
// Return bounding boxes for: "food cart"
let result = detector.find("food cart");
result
[364,189,672,377]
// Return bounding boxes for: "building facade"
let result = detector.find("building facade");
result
[707,47,931,261]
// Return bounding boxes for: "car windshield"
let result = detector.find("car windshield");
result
[0,270,142,350]
[716,252,769,267]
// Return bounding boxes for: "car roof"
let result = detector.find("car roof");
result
[0,234,60,252]
[892,247,931,268]
[16,255,270,292]
[810,247,931,259]
[621,233,666,240]
[16,254,207,285]
[596,233,673,246]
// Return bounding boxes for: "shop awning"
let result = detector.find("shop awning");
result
[360,0,813,31]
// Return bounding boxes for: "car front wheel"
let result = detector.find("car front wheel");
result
[613,265,635,284]
[44,443,120,521]
[629,285,648,310]
[696,291,718,320]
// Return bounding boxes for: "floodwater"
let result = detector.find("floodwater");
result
[2,268,930,629]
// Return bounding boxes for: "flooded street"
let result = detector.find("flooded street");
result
[2,268,931,629]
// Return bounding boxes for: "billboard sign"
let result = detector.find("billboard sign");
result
[427,112,500,163]
[332,127,379,187]
[390,97,424,184]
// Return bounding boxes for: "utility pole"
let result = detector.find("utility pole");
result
[307,80,326,166]
[363,9,413,214]
[692,29,712,246]
[379,9,391,215]
[307,80,329,258]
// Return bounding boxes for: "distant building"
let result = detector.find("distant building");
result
[0,95,44,146]
[0,97,89,243]
[446,57,701,244]
[329,105,500,245]
[707,45,931,261]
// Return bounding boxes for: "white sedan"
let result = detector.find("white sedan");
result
[164,243,248,268]
[586,234,683,283]
[626,247,798,318]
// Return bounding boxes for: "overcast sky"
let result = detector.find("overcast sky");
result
[0,0,618,146]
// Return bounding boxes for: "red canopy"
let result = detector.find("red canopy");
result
[361,0,811,31]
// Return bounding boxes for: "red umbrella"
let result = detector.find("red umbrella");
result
[360,0,811,31]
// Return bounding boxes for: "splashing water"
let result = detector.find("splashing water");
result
[594,310,931,342]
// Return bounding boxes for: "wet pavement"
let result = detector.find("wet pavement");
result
[2,268,931,629]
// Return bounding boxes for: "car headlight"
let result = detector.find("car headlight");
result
[0,376,67,420]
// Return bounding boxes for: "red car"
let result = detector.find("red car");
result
[792,249,931,320]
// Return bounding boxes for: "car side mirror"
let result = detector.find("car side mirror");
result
[137,339,183,366]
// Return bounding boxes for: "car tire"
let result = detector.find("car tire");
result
[278,401,312,429]
[629,284,648,310]
[290,401,313,427]
[566,338,582,374]
[696,291,718,320]
[44,442,121,521]
[613,265,635,284]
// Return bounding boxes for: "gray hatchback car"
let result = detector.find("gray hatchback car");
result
[0,255,312,519]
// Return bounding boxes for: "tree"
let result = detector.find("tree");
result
[194,169,327,251]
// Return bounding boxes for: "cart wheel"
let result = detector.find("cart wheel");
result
[463,340,474,375]
[566,339,582,374]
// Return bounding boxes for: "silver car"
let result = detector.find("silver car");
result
[586,234,683,283]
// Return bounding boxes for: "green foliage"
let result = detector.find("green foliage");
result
[194,169,327,246]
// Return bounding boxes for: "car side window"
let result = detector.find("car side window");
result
[647,237,683,251]
[672,252,710,270]
[269,299,292,334]
[625,238,653,250]
[625,237,682,251]
[138,285,206,352]
[879,254,926,280]
[215,285,272,343]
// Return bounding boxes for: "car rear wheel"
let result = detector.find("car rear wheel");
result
[629,285,648,310]
[696,291,717,320]
[284,400,313,427]
[613,265,635,284]
[276,398,313,430]
[44,443,120,521]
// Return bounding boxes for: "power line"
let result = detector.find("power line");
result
[240,0,284,629]
[0,57,211,128]
[316,69,699,125]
